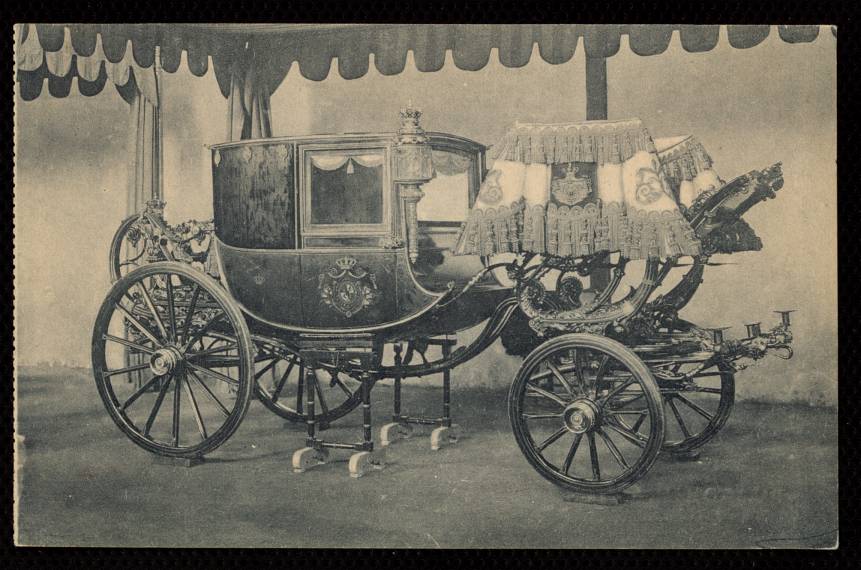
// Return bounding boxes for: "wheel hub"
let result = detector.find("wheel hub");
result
[149,346,184,376]
[562,399,601,434]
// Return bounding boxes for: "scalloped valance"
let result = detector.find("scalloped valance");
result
[16,24,822,101]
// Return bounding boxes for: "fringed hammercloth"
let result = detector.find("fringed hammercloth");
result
[655,135,724,208]
[454,119,702,260]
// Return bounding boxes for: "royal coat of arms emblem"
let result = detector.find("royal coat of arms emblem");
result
[551,163,594,206]
[318,256,380,318]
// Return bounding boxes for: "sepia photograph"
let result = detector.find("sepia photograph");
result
[12,24,837,549]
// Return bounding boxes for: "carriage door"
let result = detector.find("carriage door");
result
[297,144,399,327]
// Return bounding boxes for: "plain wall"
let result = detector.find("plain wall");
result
[14,28,836,405]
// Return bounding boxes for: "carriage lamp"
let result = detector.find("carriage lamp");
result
[394,106,434,264]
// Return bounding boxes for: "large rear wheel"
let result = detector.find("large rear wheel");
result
[92,262,253,458]
[253,340,362,427]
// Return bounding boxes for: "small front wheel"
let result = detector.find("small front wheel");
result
[509,333,665,495]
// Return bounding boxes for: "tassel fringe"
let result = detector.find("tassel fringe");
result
[454,200,701,260]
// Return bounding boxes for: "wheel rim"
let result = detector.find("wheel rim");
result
[93,262,253,457]
[644,360,735,453]
[110,215,164,283]
[253,341,362,424]
[509,334,664,494]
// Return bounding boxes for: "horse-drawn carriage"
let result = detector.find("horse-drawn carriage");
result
[92,109,793,494]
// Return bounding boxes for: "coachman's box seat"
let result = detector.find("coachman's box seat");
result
[454,119,721,260]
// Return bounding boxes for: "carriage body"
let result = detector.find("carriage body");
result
[210,132,509,339]
[95,116,796,490]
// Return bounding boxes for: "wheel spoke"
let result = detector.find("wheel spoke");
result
[331,373,354,398]
[603,423,646,448]
[526,383,568,407]
[103,334,155,355]
[522,412,563,420]
[562,432,584,475]
[572,349,588,395]
[181,311,227,352]
[674,393,715,422]
[102,361,151,378]
[186,344,239,358]
[164,274,177,342]
[547,361,575,398]
[667,396,692,439]
[253,357,280,381]
[605,409,649,416]
[690,386,723,394]
[536,426,568,452]
[598,429,629,470]
[114,303,162,347]
[182,371,208,440]
[187,362,239,386]
[599,377,636,407]
[180,284,201,344]
[593,354,610,398]
[144,373,174,437]
[610,392,645,409]
[631,412,647,433]
[295,364,305,413]
[187,368,230,417]
[172,368,182,446]
[134,282,169,342]
[119,374,164,412]
[271,358,296,404]
[587,432,601,480]
[313,370,330,415]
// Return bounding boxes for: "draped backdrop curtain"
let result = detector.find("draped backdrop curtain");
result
[125,67,162,214]
[16,24,163,214]
[226,45,273,141]
[16,24,823,201]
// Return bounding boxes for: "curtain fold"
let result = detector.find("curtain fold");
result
[15,24,163,214]
[227,49,273,141]
[126,76,162,214]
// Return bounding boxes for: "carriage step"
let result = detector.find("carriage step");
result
[430,424,462,451]
[348,448,386,478]
[151,455,205,468]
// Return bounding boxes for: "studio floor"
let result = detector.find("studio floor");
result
[14,366,838,549]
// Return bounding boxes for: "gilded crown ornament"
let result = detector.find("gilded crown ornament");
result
[397,105,429,144]
[335,256,358,271]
